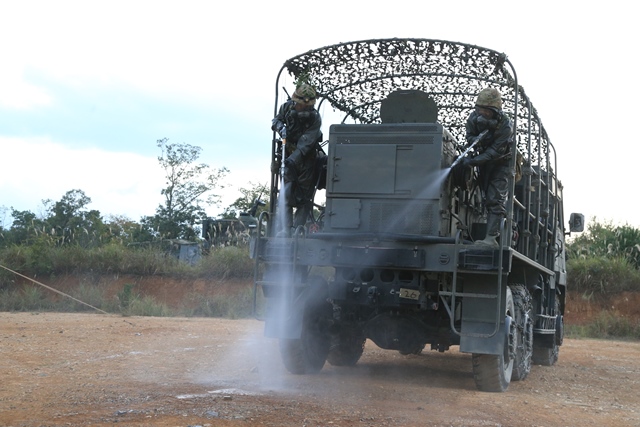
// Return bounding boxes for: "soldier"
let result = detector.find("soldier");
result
[461,87,513,247]
[271,83,322,233]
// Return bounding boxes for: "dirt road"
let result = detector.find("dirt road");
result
[1,312,639,427]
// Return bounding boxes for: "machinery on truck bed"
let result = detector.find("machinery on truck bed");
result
[252,38,584,392]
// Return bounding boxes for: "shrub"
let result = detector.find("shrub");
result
[123,295,171,317]
[568,256,640,294]
[566,312,640,340]
[0,285,52,312]
[197,246,254,279]
[181,285,263,319]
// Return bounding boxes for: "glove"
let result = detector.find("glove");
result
[461,157,474,168]
[283,157,297,181]
[284,156,295,169]
[277,125,287,139]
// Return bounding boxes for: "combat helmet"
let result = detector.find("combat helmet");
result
[292,83,317,106]
[475,88,502,110]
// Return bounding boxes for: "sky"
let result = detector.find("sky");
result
[1,0,638,229]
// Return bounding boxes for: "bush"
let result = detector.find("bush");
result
[197,246,254,279]
[0,243,255,279]
[181,285,263,319]
[568,256,640,294]
[566,312,640,340]
[123,295,172,317]
[0,285,52,311]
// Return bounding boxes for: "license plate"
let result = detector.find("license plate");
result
[399,288,420,300]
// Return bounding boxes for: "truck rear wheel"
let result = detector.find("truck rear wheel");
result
[327,330,366,366]
[510,285,533,381]
[278,276,331,374]
[471,287,515,392]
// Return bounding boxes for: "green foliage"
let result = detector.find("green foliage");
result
[0,138,234,248]
[181,286,261,319]
[566,219,640,295]
[0,241,255,282]
[566,312,640,340]
[568,256,640,294]
[117,283,137,309]
[0,242,55,276]
[0,285,52,311]
[197,246,254,279]
[1,190,115,248]
[219,182,269,220]
[123,295,171,317]
[64,282,117,312]
[568,218,640,269]
[143,138,229,240]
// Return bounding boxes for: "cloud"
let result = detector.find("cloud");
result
[1,1,639,229]
[0,135,271,221]
[0,137,164,219]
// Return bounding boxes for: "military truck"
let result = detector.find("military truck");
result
[252,38,584,392]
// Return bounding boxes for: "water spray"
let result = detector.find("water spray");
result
[450,129,488,169]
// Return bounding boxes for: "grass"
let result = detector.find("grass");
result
[0,244,256,280]
[566,311,640,340]
[1,241,639,338]
[0,286,53,312]
[568,256,640,294]
[0,276,262,320]
[0,243,260,318]
[181,286,263,319]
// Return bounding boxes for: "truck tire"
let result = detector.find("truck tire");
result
[327,330,366,366]
[471,287,515,392]
[510,285,533,381]
[279,276,331,374]
[398,344,425,355]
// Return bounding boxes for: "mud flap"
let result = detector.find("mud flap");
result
[460,320,508,355]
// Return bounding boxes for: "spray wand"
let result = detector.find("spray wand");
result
[280,138,287,178]
[450,130,488,169]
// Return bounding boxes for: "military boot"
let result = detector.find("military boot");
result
[475,213,501,248]
[475,234,499,247]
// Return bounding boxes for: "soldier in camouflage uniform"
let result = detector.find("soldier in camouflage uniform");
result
[271,83,322,232]
[461,87,513,247]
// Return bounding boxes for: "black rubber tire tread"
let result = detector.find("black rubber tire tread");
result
[471,287,514,392]
[398,343,425,356]
[278,276,331,374]
[279,334,327,374]
[471,353,510,392]
[327,333,366,366]
[510,284,533,381]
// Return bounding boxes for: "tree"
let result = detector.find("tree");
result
[45,189,106,247]
[143,138,229,240]
[3,190,106,247]
[220,182,269,219]
[5,208,44,245]
[104,215,149,244]
[568,218,640,269]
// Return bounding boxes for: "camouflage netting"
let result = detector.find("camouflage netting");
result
[279,38,551,168]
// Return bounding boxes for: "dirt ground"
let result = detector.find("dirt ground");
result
[1,311,639,427]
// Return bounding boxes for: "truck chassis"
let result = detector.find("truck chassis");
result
[253,39,583,392]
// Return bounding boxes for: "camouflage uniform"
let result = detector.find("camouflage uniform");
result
[464,88,513,244]
[271,84,322,229]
